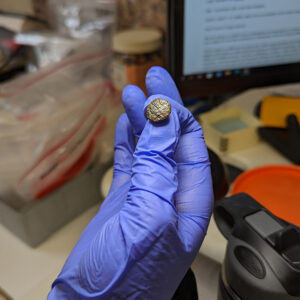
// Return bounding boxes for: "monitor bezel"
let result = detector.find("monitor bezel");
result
[167,0,300,98]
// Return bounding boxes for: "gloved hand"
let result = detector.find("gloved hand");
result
[47,67,213,300]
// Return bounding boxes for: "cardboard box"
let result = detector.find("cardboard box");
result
[0,0,47,21]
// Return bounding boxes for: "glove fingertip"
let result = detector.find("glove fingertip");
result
[122,85,147,136]
[122,85,146,107]
[146,67,183,105]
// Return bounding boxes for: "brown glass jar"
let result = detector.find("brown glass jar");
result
[112,28,163,94]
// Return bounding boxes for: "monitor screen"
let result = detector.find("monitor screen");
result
[168,0,300,98]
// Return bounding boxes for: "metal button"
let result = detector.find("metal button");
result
[146,98,171,122]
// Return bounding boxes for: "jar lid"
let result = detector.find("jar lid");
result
[113,28,162,54]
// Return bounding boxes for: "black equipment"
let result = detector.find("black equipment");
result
[214,193,300,300]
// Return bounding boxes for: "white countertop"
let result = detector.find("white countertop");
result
[0,204,100,300]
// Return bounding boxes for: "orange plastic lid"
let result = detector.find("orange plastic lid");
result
[231,165,300,227]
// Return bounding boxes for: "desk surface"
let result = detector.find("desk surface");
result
[1,82,298,300]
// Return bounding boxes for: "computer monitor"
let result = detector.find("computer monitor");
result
[168,0,300,98]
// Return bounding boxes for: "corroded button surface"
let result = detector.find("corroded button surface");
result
[146,98,171,122]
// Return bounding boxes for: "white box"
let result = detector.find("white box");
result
[199,107,262,154]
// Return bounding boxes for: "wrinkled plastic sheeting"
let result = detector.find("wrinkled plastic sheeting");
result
[47,0,116,39]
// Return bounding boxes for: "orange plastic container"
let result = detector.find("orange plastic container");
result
[231,165,300,227]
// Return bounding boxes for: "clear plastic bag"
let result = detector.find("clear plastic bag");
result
[47,0,116,39]
[0,0,121,207]
[0,43,122,207]
[14,31,82,70]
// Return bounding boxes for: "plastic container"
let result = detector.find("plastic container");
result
[231,165,300,227]
[0,162,110,247]
[260,96,300,128]
[112,28,163,93]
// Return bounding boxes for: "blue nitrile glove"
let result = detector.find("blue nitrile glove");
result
[47,67,213,300]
